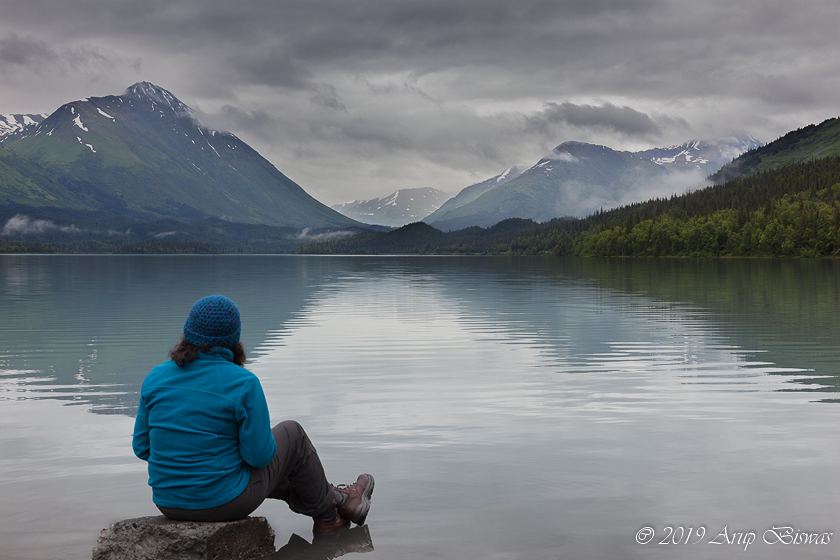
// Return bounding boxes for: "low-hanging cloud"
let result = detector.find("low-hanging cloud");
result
[548,151,579,163]
[2,214,82,236]
[296,228,355,241]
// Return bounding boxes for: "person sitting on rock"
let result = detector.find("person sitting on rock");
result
[132,295,374,534]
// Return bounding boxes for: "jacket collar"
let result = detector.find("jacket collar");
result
[199,347,235,362]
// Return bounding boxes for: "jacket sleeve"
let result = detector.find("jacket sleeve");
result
[236,376,278,468]
[133,394,151,461]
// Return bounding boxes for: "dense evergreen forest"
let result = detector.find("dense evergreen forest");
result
[568,155,840,257]
[299,155,840,257]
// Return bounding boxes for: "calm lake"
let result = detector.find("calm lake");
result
[1,255,839,559]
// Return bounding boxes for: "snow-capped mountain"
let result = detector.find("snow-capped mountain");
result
[332,187,452,227]
[425,136,763,230]
[636,136,762,173]
[427,142,673,230]
[1,82,360,228]
[0,113,48,140]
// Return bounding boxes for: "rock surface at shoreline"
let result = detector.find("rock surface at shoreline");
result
[91,515,276,560]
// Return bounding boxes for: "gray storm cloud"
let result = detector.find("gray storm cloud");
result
[525,102,673,140]
[0,0,838,204]
[0,34,57,66]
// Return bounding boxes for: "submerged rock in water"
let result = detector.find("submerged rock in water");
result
[91,515,276,560]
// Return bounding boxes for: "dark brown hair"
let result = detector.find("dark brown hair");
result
[169,336,247,367]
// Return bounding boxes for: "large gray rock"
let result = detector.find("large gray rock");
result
[91,515,276,560]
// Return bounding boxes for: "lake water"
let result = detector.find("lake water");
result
[1,255,839,559]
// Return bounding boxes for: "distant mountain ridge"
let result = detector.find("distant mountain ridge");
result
[638,136,761,172]
[424,136,761,231]
[331,187,452,227]
[2,82,360,228]
[423,165,526,226]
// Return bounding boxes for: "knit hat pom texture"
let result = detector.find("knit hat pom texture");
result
[183,295,241,348]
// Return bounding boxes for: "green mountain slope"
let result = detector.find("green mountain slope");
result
[4,82,361,228]
[0,143,133,212]
[0,142,82,207]
[710,117,840,183]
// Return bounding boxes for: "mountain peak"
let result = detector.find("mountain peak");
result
[332,187,452,227]
[123,82,193,116]
[125,82,177,103]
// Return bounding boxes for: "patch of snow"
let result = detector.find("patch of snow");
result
[496,166,522,183]
[76,136,96,152]
[73,115,89,131]
[96,108,115,120]
[384,192,400,206]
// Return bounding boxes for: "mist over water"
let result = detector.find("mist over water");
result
[1,255,838,559]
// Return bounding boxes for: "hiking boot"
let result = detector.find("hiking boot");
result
[312,506,350,535]
[334,474,375,525]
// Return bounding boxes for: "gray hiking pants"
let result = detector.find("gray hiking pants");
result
[157,420,334,522]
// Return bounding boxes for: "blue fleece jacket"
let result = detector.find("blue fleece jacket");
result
[133,348,277,509]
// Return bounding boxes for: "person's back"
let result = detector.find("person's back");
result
[134,346,276,510]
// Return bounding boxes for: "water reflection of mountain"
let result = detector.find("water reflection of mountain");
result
[0,256,329,415]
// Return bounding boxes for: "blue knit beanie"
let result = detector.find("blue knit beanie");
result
[183,295,241,348]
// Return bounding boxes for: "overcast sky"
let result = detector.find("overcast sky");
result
[1,0,838,205]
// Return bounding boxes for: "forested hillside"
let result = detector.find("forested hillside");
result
[569,156,840,257]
